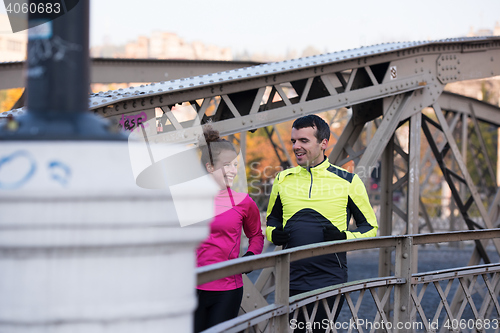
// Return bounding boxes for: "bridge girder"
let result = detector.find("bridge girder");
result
[0,58,260,90]
[3,36,500,324]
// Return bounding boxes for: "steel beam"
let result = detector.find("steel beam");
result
[469,104,497,185]
[0,58,260,90]
[355,92,413,183]
[422,104,500,260]
[408,113,421,279]
[438,91,500,126]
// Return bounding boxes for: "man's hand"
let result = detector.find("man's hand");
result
[271,225,290,246]
[242,251,254,274]
[323,224,346,241]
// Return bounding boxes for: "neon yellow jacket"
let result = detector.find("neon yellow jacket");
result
[265,157,378,290]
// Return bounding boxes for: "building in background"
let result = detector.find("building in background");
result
[91,31,232,61]
[0,14,27,62]
[467,21,500,37]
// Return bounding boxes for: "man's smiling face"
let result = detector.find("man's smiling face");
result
[291,126,328,168]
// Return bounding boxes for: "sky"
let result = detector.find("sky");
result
[1,0,500,57]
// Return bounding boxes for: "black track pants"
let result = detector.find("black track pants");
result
[194,287,243,333]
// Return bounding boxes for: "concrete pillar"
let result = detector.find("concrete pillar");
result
[0,139,217,332]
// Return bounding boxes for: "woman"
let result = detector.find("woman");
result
[194,127,264,332]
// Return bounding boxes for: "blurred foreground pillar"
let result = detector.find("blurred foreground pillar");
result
[0,1,215,332]
[0,142,216,332]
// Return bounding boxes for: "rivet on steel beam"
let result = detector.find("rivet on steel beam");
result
[169,87,173,90]
[179,85,184,88]
[189,84,194,87]
[158,89,163,92]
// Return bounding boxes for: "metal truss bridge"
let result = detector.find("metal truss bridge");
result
[3,36,500,331]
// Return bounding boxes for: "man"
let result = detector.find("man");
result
[266,114,378,331]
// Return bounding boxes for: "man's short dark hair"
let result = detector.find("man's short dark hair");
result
[292,115,330,143]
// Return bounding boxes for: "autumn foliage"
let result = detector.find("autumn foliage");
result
[0,88,24,112]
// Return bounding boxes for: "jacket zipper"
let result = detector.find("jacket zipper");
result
[335,253,343,268]
[308,167,313,198]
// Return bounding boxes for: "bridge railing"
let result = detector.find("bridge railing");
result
[196,229,500,333]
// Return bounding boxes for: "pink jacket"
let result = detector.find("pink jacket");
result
[196,189,264,291]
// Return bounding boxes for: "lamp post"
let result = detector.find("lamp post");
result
[0,2,215,332]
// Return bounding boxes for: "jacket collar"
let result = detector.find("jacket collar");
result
[301,155,330,172]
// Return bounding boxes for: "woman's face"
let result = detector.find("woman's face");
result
[207,150,238,189]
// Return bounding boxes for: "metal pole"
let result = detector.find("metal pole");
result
[378,134,394,329]
[274,253,290,333]
[393,236,412,332]
[0,0,122,140]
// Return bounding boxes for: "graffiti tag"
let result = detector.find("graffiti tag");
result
[118,112,149,131]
